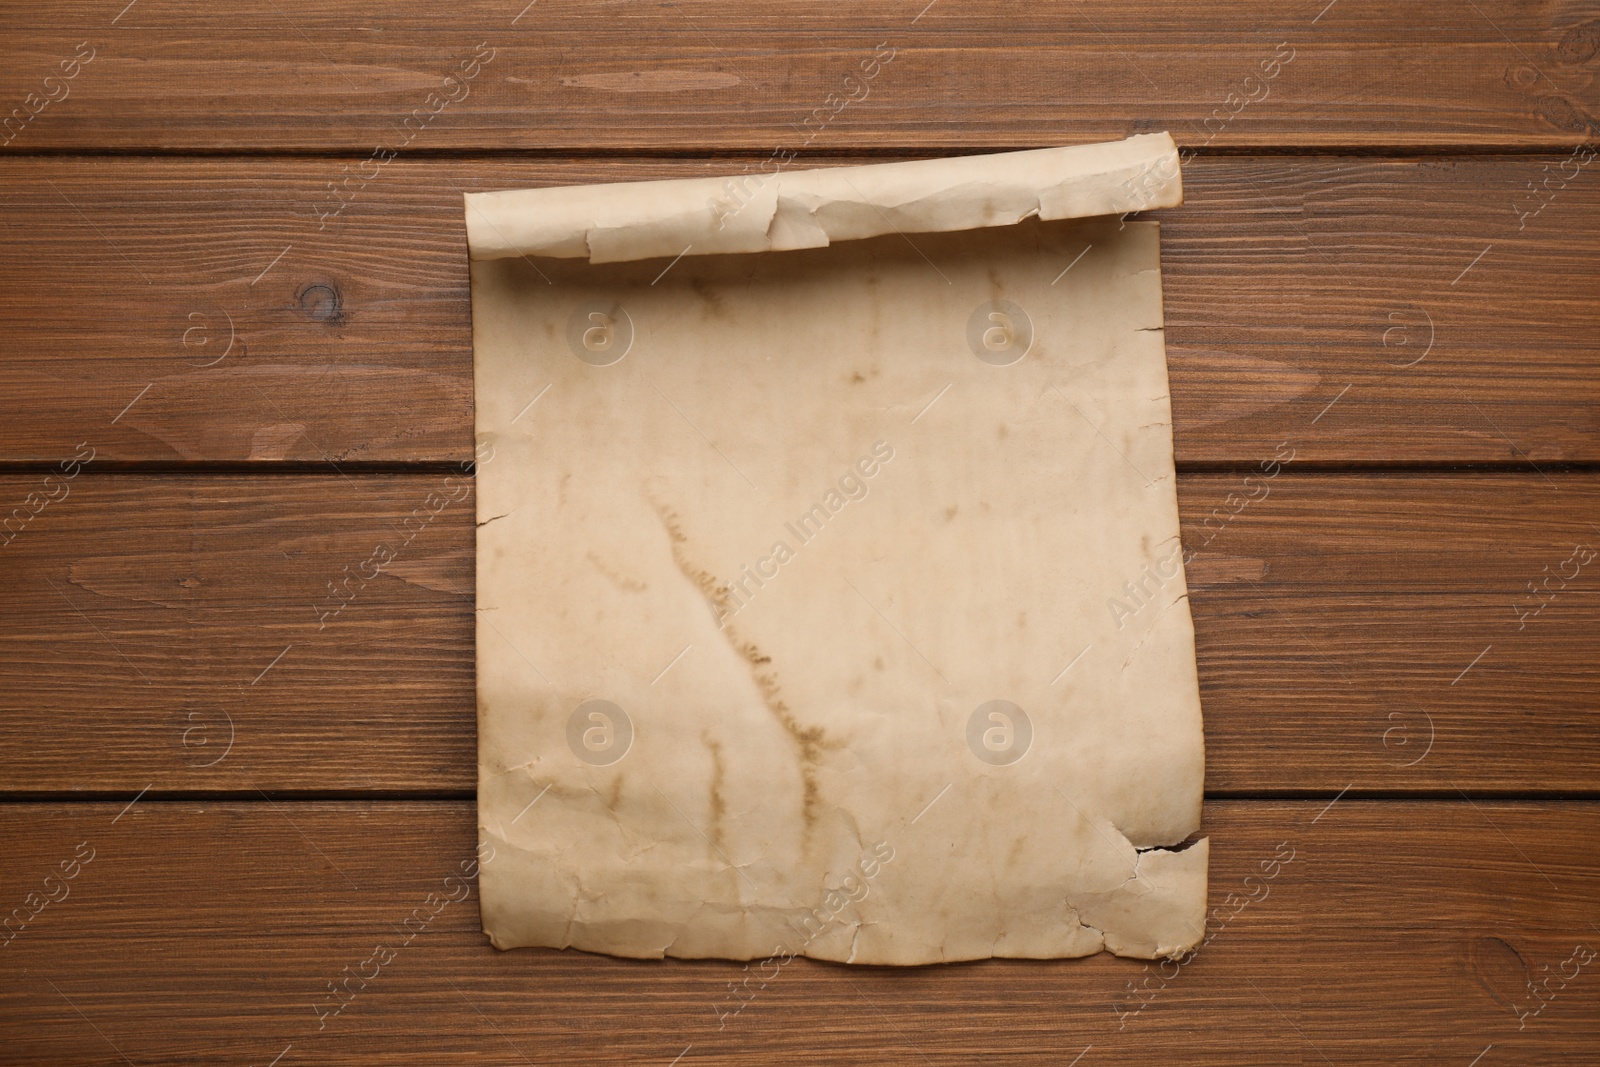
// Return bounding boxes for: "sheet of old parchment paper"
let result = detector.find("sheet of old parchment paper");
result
[468,133,1207,965]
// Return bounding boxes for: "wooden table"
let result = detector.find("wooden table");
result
[3,2,1598,1063]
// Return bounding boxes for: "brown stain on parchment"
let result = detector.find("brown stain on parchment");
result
[690,278,728,320]
[731,636,839,835]
[647,496,732,618]
[647,492,836,840]
[703,732,727,849]
[587,550,648,593]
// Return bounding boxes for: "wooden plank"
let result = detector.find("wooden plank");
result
[2,153,1596,465]
[3,2,1599,151]
[0,472,476,794]
[2,472,1596,794]
[1,800,1595,1064]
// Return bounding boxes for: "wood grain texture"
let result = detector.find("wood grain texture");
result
[2,1,1599,151]
[2,472,1594,794]
[1,800,1595,1065]
[1,153,1597,465]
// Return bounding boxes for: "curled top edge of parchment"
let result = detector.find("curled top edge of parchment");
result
[462,133,1182,264]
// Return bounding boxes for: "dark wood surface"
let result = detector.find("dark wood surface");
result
[2,2,1597,1064]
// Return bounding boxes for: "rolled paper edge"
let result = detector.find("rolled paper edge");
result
[462,132,1182,264]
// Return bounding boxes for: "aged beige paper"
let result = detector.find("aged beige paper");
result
[468,134,1207,966]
